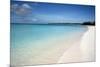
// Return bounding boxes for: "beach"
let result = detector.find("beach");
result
[58,26,95,63]
[11,25,95,66]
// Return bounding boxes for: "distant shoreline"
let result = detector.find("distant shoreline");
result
[11,23,95,26]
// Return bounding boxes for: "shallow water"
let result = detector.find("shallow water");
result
[10,24,88,65]
[11,24,87,47]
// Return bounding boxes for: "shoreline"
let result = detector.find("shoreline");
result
[11,26,95,66]
[80,26,95,62]
[58,26,95,63]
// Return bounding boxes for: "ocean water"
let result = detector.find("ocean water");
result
[11,24,87,48]
[10,24,88,65]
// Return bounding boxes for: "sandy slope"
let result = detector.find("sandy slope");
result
[58,26,95,63]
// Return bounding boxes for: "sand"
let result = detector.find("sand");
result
[58,26,95,63]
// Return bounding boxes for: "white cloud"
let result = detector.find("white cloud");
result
[22,4,31,9]
[11,3,32,16]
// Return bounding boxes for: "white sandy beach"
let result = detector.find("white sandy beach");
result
[58,26,95,63]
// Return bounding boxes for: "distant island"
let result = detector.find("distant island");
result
[82,21,95,26]
[11,21,95,26]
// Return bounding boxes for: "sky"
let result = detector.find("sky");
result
[11,1,95,23]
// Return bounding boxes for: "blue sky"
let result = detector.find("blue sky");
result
[11,1,95,23]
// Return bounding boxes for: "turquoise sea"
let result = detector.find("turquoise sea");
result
[11,24,88,48]
[10,24,88,65]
